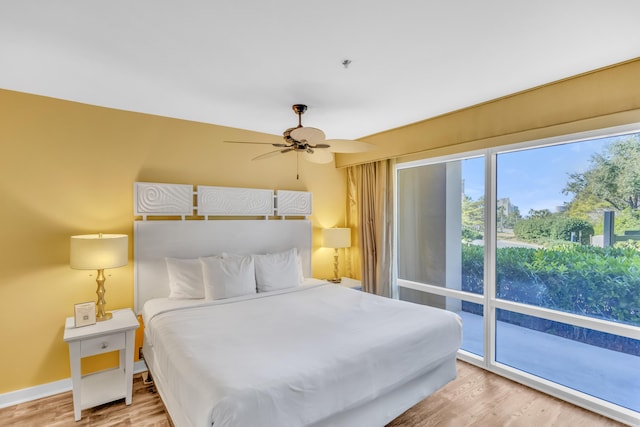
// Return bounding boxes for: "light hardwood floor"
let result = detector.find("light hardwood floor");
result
[0,361,628,426]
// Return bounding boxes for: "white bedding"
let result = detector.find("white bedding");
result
[143,283,462,427]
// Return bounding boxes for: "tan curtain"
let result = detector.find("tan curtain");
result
[347,159,396,297]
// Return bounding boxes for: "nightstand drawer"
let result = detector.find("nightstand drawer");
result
[81,333,125,357]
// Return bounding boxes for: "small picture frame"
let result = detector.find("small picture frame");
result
[74,301,96,327]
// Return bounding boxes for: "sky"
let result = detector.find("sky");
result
[462,135,620,216]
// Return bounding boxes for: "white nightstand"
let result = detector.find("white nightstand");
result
[63,308,139,421]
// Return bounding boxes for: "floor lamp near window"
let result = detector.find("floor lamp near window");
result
[322,228,351,283]
[70,233,128,321]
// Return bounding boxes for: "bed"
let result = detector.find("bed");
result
[134,182,462,427]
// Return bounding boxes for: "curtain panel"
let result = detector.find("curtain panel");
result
[347,159,396,297]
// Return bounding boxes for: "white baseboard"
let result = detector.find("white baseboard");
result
[0,360,148,409]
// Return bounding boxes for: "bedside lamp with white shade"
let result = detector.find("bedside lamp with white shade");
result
[70,233,128,321]
[322,228,351,283]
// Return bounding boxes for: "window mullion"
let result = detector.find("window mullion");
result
[484,151,497,369]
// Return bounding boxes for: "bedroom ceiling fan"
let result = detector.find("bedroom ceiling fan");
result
[225,104,376,165]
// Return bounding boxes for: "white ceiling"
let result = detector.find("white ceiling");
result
[2,1,640,140]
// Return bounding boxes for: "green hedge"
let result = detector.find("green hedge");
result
[461,243,640,354]
[513,216,593,244]
[527,244,640,324]
[462,243,640,325]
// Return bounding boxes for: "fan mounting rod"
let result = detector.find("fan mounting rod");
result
[292,104,307,127]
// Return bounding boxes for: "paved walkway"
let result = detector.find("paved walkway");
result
[458,311,640,412]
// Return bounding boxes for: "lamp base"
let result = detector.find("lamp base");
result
[95,269,112,322]
[96,312,113,322]
[331,248,341,284]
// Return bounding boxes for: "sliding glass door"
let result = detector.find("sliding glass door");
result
[395,126,640,424]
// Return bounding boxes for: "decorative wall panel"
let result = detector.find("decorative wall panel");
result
[276,190,312,216]
[134,182,193,217]
[197,186,274,216]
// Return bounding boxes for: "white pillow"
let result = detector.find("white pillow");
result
[165,257,205,299]
[200,255,257,300]
[253,248,302,292]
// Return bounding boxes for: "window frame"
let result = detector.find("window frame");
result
[394,122,640,425]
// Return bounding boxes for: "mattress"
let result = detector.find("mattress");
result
[142,283,462,427]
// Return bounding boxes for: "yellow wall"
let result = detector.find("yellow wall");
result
[0,89,347,393]
[3,56,640,396]
[336,58,640,166]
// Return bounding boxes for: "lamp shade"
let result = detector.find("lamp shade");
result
[322,228,351,249]
[70,234,128,270]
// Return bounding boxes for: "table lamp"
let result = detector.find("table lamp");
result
[70,233,128,321]
[322,228,351,283]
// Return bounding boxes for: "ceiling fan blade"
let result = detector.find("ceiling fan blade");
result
[325,139,377,153]
[310,143,330,149]
[290,127,326,145]
[302,149,334,164]
[251,148,293,161]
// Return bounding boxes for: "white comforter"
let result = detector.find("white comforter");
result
[143,283,462,427]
